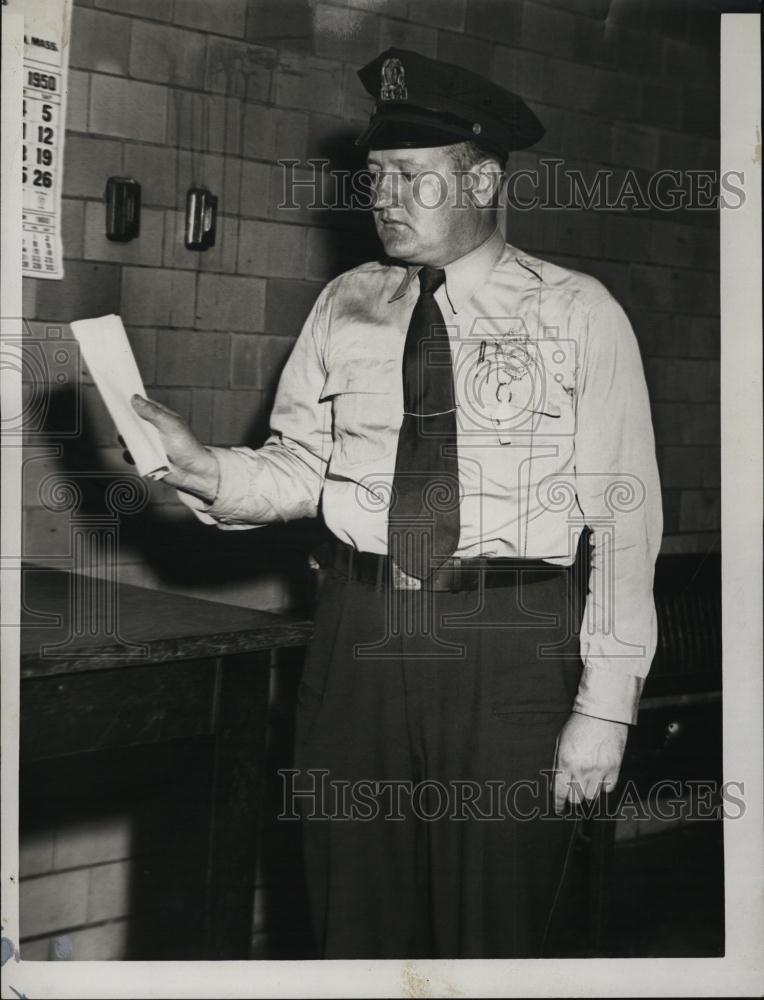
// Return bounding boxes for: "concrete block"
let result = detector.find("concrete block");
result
[229,333,260,388]
[20,869,90,938]
[657,446,703,490]
[268,162,326,227]
[464,0,522,43]
[305,111,360,165]
[275,52,343,116]
[312,3,378,64]
[341,63,375,123]
[163,210,239,274]
[521,2,579,57]
[174,0,247,37]
[245,0,313,50]
[379,18,438,58]
[561,110,611,165]
[66,70,90,133]
[53,814,132,869]
[19,828,55,878]
[122,144,176,207]
[240,160,272,219]
[640,80,683,131]
[61,198,85,259]
[492,45,545,104]
[230,333,294,390]
[682,86,720,139]
[555,209,603,258]
[87,859,131,922]
[542,57,597,112]
[601,24,662,77]
[121,267,196,327]
[125,327,157,383]
[658,131,706,174]
[679,489,720,533]
[611,124,660,171]
[603,213,652,262]
[662,37,714,82]
[258,335,295,391]
[35,261,121,323]
[408,0,466,31]
[306,225,367,281]
[702,446,720,489]
[63,135,122,199]
[195,273,266,331]
[148,387,192,421]
[70,7,131,75]
[206,37,275,102]
[22,507,74,559]
[264,278,322,336]
[437,28,493,77]
[238,220,306,279]
[167,91,241,156]
[95,0,172,18]
[156,328,231,387]
[242,104,309,164]
[83,202,164,266]
[210,388,269,445]
[649,220,696,268]
[129,21,207,88]
[89,76,167,143]
[56,917,131,960]
[190,387,215,440]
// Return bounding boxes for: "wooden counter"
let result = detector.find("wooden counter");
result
[19,564,313,959]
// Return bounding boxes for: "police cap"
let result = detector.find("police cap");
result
[355,47,544,161]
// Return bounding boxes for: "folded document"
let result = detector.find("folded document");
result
[70,313,170,481]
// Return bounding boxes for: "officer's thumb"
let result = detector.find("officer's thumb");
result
[131,394,172,430]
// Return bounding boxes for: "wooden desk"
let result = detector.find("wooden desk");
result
[19,565,313,959]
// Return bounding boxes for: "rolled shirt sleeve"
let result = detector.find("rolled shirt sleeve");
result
[572,294,663,725]
[177,287,333,528]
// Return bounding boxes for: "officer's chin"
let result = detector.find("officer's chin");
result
[377,224,416,257]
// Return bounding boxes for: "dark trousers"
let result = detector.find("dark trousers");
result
[292,563,585,959]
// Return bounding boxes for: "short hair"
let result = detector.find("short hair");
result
[446,140,505,173]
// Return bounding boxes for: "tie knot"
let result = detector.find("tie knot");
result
[418,266,446,296]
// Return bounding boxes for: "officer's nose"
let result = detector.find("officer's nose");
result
[372,171,401,211]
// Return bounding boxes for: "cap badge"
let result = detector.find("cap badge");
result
[380,57,408,102]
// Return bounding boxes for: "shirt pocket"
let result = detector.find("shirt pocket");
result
[320,358,400,471]
[489,339,576,446]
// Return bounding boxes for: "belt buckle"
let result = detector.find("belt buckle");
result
[391,561,422,590]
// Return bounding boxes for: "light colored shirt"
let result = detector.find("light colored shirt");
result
[182,228,663,725]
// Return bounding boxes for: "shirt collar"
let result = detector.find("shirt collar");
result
[387,227,507,314]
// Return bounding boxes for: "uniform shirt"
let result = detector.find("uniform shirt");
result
[182,228,663,725]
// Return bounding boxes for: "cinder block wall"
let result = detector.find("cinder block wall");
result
[19,0,720,960]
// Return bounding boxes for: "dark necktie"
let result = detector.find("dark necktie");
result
[388,266,461,580]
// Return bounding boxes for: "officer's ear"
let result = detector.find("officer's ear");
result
[471,158,503,209]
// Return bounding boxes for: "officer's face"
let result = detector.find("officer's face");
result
[367,146,490,266]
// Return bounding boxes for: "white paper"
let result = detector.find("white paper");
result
[70,314,170,481]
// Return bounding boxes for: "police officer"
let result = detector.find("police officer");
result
[133,48,662,959]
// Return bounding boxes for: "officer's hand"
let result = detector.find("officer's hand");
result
[552,712,627,814]
[130,394,219,502]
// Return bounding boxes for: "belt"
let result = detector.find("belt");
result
[325,539,569,592]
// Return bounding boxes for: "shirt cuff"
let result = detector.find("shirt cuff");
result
[175,446,260,526]
[572,665,645,725]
